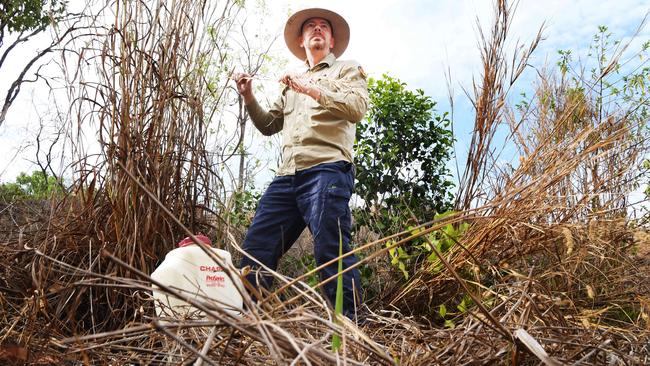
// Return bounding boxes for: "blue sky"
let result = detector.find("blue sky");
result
[244,0,650,186]
[1,0,649,187]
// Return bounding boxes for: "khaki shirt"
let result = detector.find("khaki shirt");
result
[246,53,369,176]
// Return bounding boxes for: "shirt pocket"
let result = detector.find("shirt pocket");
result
[316,78,340,93]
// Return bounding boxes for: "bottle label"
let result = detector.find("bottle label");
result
[199,265,223,272]
[205,274,225,287]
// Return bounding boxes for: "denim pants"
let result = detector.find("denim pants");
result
[240,161,362,318]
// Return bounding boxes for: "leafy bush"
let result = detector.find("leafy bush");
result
[0,0,66,33]
[354,75,455,235]
[225,189,261,228]
[0,171,63,203]
[386,211,469,279]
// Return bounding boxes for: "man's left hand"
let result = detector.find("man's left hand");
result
[280,74,321,101]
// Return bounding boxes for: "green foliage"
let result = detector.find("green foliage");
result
[588,26,650,123]
[528,26,650,221]
[0,0,66,33]
[0,180,25,201]
[386,212,469,280]
[576,26,650,211]
[281,253,319,288]
[438,303,447,317]
[357,253,374,288]
[422,217,470,268]
[331,221,344,352]
[456,294,473,313]
[437,293,474,329]
[0,171,63,202]
[548,26,650,133]
[556,49,572,75]
[225,189,260,227]
[438,304,455,328]
[354,75,455,235]
[386,241,410,279]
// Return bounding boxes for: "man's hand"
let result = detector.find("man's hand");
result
[234,73,254,105]
[280,74,321,101]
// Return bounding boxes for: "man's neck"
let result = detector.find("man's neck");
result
[306,50,331,69]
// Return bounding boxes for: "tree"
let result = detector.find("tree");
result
[0,170,63,202]
[0,0,67,126]
[0,0,64,33]
[354,75,455,233]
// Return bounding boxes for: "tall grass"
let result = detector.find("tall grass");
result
[1,0,649,364]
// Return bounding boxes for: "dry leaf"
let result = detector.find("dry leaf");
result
[0,344,29,363]
[562,227,574,255]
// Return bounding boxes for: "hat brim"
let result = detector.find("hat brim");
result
[284,8,350,61]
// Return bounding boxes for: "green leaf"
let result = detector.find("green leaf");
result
[439,304,447,318]
[398,261,408,279]
[331,220,344,352]
[457,299,467,313]
[427,251,439,263]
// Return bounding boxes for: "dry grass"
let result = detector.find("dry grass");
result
[1,0,650,364]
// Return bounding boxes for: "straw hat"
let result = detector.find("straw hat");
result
[284,8,350,60]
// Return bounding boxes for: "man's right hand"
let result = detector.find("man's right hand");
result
[234,73,254,105]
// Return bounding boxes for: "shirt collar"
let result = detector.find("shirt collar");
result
[305,52,336,71]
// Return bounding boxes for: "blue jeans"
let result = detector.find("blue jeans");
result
[240,161,362,319]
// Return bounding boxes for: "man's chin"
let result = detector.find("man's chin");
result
[309,42,325,51]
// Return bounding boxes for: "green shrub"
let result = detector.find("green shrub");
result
[0,171,63,203]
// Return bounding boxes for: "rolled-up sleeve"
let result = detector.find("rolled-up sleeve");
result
[246,94,285,136]
[316,62,369,123]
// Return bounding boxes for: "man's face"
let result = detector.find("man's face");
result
[299,17,335,54]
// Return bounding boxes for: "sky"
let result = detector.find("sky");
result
[272,0,649,97]
[1,0,649,187]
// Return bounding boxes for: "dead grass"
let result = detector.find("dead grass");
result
[1,0,650,364]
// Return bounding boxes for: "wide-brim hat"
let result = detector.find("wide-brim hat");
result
[284,8,350,60]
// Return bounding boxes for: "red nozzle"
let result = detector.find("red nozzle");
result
[177,234,212,248]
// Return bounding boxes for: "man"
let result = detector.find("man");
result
[234,8,368,320]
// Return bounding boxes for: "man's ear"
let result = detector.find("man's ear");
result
[330,36,335,50]
[299,35,305,49]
